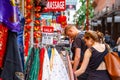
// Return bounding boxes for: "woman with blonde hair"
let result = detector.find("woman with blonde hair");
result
[96,31,105,43]
[75,30,111,80]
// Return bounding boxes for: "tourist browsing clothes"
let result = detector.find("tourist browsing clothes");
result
[74,30,111,80]
[64,24,88,80]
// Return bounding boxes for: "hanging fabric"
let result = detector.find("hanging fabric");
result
[1,31,24,80]
[60,51,69,74]
[29,48,39,80]
[50,48,69,80]
[47,47,51,60]
[60,51,75,80]
[42,48,50,80]
[24,47,35,80]
[0,23,8,68]
[38,48,45,80]
[0,0,20,32]
[17,9,25,69]
[50,48,55,71]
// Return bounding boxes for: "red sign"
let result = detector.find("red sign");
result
[46,0,66,11]
[43,26,54,33]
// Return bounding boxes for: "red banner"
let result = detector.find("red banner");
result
[46,0,66,11]
[43,26,54,33]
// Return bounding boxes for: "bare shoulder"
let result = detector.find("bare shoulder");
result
[93,44,106,52]
[84,48,92,57]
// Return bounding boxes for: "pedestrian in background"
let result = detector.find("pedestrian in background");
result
[104,31,115,48]
[116,37,120,56]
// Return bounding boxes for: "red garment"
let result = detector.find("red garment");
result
[0,23,8,68]
[0,78,3,80]
[38,48,45,80]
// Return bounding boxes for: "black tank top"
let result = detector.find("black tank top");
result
[88,45,108,71]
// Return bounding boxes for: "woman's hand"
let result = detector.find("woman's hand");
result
[73,71,78,80]
[74,70,80,77]
[71,60,74,65]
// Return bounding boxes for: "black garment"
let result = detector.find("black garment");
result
[1,31,24,80]
[71,32,88,80]
[87,70,110,80]
[71,32,87,62]
[77,72,89,80]
[87,46,111,80]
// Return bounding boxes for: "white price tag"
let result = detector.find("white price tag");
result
[42,33,53,45]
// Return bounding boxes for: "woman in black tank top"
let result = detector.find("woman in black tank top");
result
[74,31,111,80]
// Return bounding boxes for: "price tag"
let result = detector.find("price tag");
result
[42,33,53,45]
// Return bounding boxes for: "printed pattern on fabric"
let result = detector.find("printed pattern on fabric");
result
[50,48,69,80]
[42,48,50,80]
[60,51,75,80]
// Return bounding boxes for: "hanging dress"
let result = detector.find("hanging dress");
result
[29,48,39,80]
[24,47,35,80]
[17,9,25,69]
[50,48,69,80]
[42,48,50,80]
[38,48,45,80]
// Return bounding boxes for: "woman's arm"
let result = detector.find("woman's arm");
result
[74,48,92,77]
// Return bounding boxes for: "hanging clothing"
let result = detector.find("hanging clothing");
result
[50,48,69,80]
[17,9,25,69]
[0,0,20,32]
[47,47,51,60]
[24,47,35,80]
[29,48,39,80]
[0,31,24,80]
[38,48,45,80]
[0,23,8,68]
[60,51,75,80]
[60,51,70,75]
[67,53,75,80]
[42,48,50,80]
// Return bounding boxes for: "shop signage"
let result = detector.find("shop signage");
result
[43,26,54,33]
[42,26,54,45]
[42,32,53,45]
[46,0,66,11]
[66,0,77,5]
